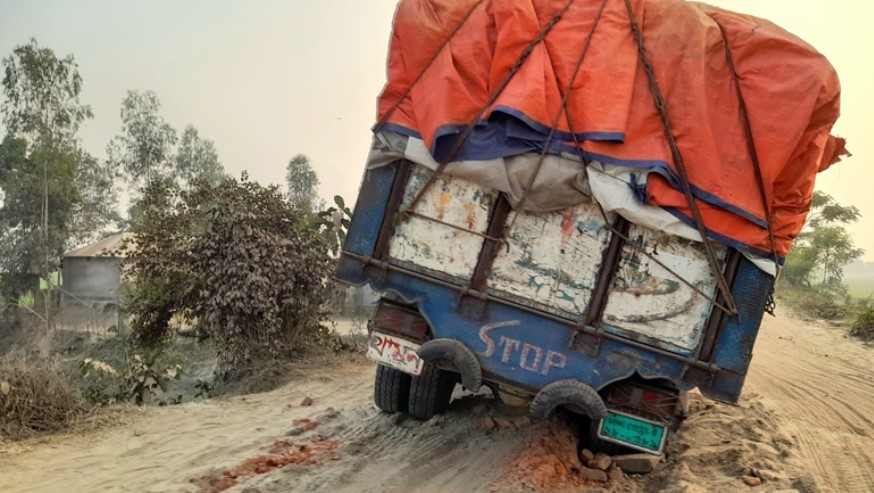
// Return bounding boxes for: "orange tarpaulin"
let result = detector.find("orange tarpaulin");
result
[376,0,846,260]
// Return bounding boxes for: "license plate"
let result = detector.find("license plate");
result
[366,332,424,376]
[597,410,667,454]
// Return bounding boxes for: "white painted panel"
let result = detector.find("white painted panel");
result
[602,226,726,351]
[388,165,495,279]
[487,200,615,316]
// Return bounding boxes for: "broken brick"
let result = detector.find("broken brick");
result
[589,452,612,471]
[579,467,608,482]
[513,416,532,428]
[743,476,762,487]
[493,417,514,430]
[612,453,660,474]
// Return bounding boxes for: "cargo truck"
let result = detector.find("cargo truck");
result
[334,159,774,455]
[333,0,843,455]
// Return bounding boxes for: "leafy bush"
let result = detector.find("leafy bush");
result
[194,378,214,400]
[124,348,182,405]
[850,304,874,342]
[315,195,353,254]
[121,174,336,380]
[80,348,183,405]
[775,282,849,321]
[0,358,86,440]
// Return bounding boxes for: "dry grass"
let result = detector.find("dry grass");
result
[850,306,874,342]
[0,317,130,445]
[775,283,850,321]
[0,357,87,441]
[216,332,368,396]
[0,405,131,455]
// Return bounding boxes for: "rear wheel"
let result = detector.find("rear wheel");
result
[374,364,411,413]
[408,362,457,420]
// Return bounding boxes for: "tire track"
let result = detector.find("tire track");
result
[747,312,874,492]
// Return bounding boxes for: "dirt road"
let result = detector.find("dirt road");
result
[0,311,871,493]
[746,312,874,493]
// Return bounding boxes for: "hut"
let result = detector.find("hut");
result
[61,233,132,308]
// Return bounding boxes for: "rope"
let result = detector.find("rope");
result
[506,0,610,233]
[541,3,734,315]
[716,20,781,316]
[374,0,487,134]
[623,0,738,315]
[401,0,578,216]
[402,209,507,244]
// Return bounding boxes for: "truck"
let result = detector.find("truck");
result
[335,158,774,455]
[334,0,842,456]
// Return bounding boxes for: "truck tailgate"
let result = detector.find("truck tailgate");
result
[383,164,725,355]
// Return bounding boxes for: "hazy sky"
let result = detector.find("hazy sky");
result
[1,1,872,259]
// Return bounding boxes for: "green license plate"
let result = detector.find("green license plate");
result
[597,411,667,454]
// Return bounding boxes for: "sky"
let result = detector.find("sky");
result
[1,0,872,259]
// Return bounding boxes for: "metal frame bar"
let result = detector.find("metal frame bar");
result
[585,216,630,327]
[698,249,742,362]
[470,193,513,292]
[372,160,413,261]
[340,250,723,373]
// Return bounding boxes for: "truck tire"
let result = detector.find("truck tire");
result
[408,363,456,420]
[374,364,411,414]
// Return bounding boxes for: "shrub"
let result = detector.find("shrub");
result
[775,282,849,320]
[188,182,335,376]
[0,358,86,440]
[122,174,336,380]
[850,304,874,342]
[80,348,182,405]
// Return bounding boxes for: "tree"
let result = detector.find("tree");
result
[0,137,80,305]
[174,125,226,187]
[68,150,122,247]
[0,136,78,271]
[0,136,41,279]
[783,191,863,288]
[2,39,92,144]
[285,154,319,212]
[809,225,862,289]
[780,243,818,287]
[107,90,177,187]
[1,39,94,324]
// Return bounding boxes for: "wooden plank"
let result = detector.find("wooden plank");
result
[388,165,495,280]
[486,201,615,317]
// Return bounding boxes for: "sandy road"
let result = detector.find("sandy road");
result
[746,311,874,493]
[0,312,872,493]
[0,360,375,493]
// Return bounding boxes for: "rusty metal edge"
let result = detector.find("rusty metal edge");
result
[585,216,631,327]
[698,249,742,362]
[372,160,413,261]
[470,193,513,292]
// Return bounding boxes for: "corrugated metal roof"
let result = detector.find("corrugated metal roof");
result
[64,233,135,258]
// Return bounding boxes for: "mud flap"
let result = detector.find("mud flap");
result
[417,338,483,392]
